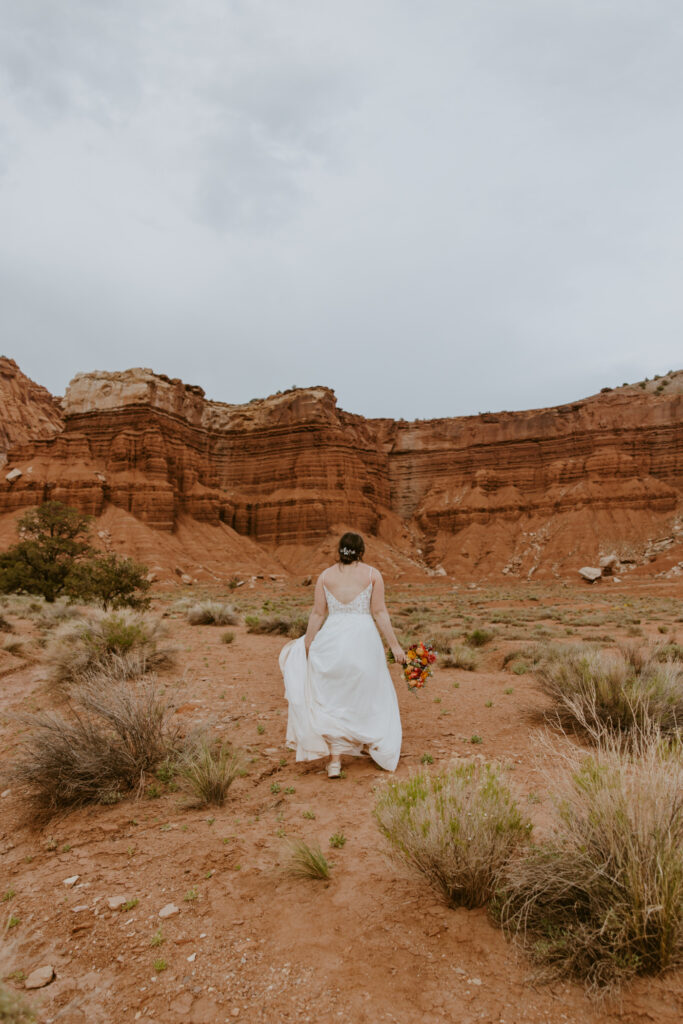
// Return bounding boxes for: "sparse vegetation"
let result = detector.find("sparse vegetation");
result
[374,762,531,908]
[221,630,235,644]
[442,645,479,671]
[245,613,307,638]
[288,840,331,880]
[329,832,346,848]
[187,601,239,626]
[465,628,495,648]
[11,677,178,810]
[497,726,683,992]
[0,983,34,1023]
[177,736,243,807]
[534,644,683,740]
[44,609,174,686]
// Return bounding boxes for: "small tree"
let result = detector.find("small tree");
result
[68,554,151,610]
[0,501,92,602]
[0,502,151,610]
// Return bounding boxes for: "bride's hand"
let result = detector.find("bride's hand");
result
[391,645,406,665]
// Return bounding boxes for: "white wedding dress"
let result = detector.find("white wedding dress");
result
[279,580,402,771]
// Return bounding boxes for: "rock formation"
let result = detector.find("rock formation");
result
[0,357,63,466]
[1,364,682,579]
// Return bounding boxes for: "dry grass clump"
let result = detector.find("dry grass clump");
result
[429,631,455,654]
[0,614,13,633]
[245,614,307,638]
[442,645,479,671]
[10,676,178,810]
[374,761,531,909]
[44,609,174,686]
[534,644,683,739]
[465,627,496,647]
[0,984,34,1024]
[177,736,243,806]
[35,597,84,630]
[497,727,683,992]
[186,601,239,626]
[288,840,331,880]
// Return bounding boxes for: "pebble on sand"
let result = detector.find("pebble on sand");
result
[25,965,55,989]
[158,903,180,919]
[107,895,129,910]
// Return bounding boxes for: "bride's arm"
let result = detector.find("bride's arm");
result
[304,574,327,653]
[370,571,406,664]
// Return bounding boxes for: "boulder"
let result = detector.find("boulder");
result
[25,965,55,989]
[5,468,21,483]
[579,566,602,583]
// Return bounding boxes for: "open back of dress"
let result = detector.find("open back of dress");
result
[279,579,402,771]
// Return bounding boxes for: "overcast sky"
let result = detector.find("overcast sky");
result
[1,1,682,419]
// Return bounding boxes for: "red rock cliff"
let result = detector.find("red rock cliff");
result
[0,357,63,466]
[2,365,682,577]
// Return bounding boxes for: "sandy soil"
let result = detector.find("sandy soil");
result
[1,578,682,1024]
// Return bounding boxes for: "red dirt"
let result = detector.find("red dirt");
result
[1,578,682,1023]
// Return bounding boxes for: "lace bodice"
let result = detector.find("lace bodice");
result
[324,582,372,616]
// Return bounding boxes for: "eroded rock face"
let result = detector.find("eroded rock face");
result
[1,364,683,577]
[0,357,63,467]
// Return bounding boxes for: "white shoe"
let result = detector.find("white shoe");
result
[327,760,341,778]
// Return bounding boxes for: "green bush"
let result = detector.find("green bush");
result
[465,628,495,648]
[374,761,531,908]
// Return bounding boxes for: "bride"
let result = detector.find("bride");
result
[279,532,405,778]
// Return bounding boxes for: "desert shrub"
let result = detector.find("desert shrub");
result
[497,727,683,991]
[35,597,83,629]
[534,644,683,740]
[0,615,13,633]
[465,627,496,648]
[1,637,33,659]
[245,614,307,638]
[221,630,235,645]
[0,983,34,1024]
[654,643,683,663]
[429,631,455,654]
[442,645,478,671]
[186,601,239,626]
[177,736,243,806]
[288,840,331,880]
[44,610,174,685]
[10,676,178,809]
[374,761,531,908]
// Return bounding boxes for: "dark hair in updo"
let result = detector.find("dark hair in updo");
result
[338,532,365,565]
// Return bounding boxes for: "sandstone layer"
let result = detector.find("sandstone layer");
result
[1,364,682,579]
[0,357,63,467]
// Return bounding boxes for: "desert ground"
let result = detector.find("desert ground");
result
[1,576,682,1024]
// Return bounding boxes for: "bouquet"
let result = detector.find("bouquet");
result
[403,642,437,692]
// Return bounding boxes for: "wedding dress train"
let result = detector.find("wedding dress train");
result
[279,582,402,771]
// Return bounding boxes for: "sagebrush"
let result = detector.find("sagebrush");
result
[534,644,683,739]
[497,725,683,991]
[44,609,174,685]
[11,676,178,809]
[374,761,531,908]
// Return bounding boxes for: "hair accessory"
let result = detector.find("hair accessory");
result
[340,546,355,556]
